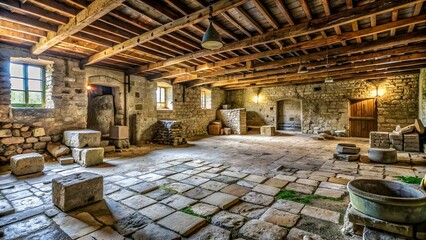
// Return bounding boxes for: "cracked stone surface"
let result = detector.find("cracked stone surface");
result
[0,134,422,239]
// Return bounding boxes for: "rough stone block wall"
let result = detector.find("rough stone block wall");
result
[226,74,419,134]
[217,108,247,134]
[418,69,426,124]
[156,85,225,137]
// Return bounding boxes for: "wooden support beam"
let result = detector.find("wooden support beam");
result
[128,0,423,75]
[408,2,423,32]
[253,0,279,29]
[371,15,378,40]
[275,0,295,25]
[299,0,313,20]
[390,10,399,36]
[31,0,123,54]
[185,43,426,85]
[82,0,249,66]
[153,16,426,81]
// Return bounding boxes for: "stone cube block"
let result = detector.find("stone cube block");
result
[261,126,276,136]
[52,172,103,212]
[110,125,129,140]
[47,143,70,158]
[72,147,104,167]
[10,153,44,176]
[63,130,101,148]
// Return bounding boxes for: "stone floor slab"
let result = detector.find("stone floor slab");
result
[53,212,102,239]
[183,187,213,200]
[132,223,180,240]
[263,178,288,188]
[318,181,347,191]
[84,226,124,240]
[0,199,15,216]
[296,178,319,187]
[201,192,239,209]
[186,224,231,240]
[115,177,140,187]
[138,173,164,182]
[157,211,206,237]
[259,208,300,228]
[11,196,43,212]
[145,189,173,201]
[165,182,194,193]
[161,194,197,210]
[314,188,345,199]
[286,227,324,240]
[211,211,246,230]
[285,182,315,194]
[220,184,251,197]
[190,203,220,216]
[121,195,156,210]
[239,219,288,240]
[221,171,248,179]
[112,212,151,236]
[139,203,175,221]
[108,189,135,201]
[252,184,280,196]
[271,199,304,214]
[129,182,158,194]
[301,206,340,224]
[0,214,52,239]
[241,192,274,206]
[236,180,258,188]
[274,175,297,182]
[229,202,267,219]
[168,173,191,181]
[200,180,228,191]
[244,174,267,183]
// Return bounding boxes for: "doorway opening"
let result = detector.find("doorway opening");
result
[277,99,302,131]
[349,98,377,138]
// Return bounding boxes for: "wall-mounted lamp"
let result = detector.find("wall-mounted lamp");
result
[253,87,261,104]
[370,86,386,97]
[86,85,92,91]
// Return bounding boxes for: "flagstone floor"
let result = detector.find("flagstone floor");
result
[0,133,425,239]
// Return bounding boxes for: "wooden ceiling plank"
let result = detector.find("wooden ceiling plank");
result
[31,0,124,54]
[129,0,422,75]
[152,15,426,81]
[82,0,249,66]
[408,2,423,32]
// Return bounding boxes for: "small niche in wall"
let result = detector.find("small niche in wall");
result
[313,87,322,92]
[270,107,273,111]
[135,92,140,98]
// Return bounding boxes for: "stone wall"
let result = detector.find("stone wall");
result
[217,108,247,134]
[226,74,419,134]
[156,84,225,137]
[419,69,426,123]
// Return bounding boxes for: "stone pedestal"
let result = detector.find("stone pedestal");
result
[10,153,44,176]
[403,133,420,152]
[72,147,104,167]
[369,132,390,149]
[261,126,276,136]
[52,172,103,212]
[63,130,101,148]
[110,126,129,140]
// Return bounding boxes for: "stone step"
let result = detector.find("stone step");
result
[58,156,74,165]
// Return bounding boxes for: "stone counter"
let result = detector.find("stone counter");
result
[217,108,247,135]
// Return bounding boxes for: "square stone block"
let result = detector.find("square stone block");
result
[72,147,104,167]
[261,126,276,136]
[110,126,129,140]
[52,172,103,212]
[63,130,101,148]
[10,153,44,176]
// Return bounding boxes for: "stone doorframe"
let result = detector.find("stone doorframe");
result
[87,75,125,125]
[275,98,303,132]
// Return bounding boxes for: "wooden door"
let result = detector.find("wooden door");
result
[349,98,377,138]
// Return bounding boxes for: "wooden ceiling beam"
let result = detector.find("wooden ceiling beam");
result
[212,53,426,85]
[299,0,313,20]
[81,0,249,66]
[153,16,426,81]
[0,28,39,43]
[390,10,399,36]
[220,63,425,89]
[128,0,422,75]
[185,43,426,85]
[408,2,423,32]
[0,19,46,38]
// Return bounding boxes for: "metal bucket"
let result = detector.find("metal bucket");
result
[347,179,426,224]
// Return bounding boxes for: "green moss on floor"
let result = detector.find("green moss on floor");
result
[275,190,342,204]
[394,176,422,184]
[181,207,212,222]
[159,185,178,194]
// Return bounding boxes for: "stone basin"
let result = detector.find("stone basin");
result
[347,179,426,224]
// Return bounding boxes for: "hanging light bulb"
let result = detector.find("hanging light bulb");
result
[297,55,308,73]
[324,47,333,83]
[201,0,223,50]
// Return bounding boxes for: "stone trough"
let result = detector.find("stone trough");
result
[347,179,426,224]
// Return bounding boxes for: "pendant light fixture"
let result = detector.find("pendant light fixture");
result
[324,47,333,83]
[297,55,308,74]
[201,0,223,50]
